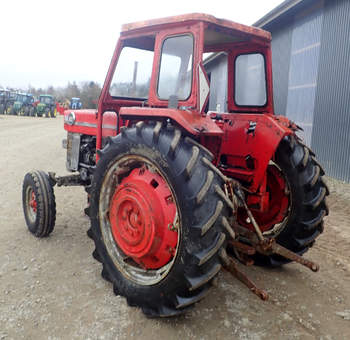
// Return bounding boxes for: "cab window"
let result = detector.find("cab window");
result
[157,35,193,101]
[235,53,267,107]
[110,46,154,99]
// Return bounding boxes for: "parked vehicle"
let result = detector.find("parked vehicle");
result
[35,94,56,118]
[70,97,82,110]
[22,13,329,317]
[0,89,17,114]
[11,93,35,116]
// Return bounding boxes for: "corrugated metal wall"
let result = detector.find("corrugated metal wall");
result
[285,2,324,145]
[312,0,350,182]
[267,0,350,182]
[269,21,293,115]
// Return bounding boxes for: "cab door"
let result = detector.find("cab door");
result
[228,45,273,114]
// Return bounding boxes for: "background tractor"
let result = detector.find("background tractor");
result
[0,89,17,115]
[35,94,56,117]
[22,13,328,317]
[11,93,35,116]
[70,97,82,110]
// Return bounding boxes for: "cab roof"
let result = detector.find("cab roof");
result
[121,13,271,43]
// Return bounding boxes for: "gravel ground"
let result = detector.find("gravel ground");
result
[0,115,350,340]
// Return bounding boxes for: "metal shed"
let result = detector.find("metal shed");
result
[255,0,350,182]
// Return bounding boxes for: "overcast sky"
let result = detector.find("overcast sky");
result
[0,0,283,89]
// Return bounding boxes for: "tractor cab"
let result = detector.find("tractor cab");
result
[64,14,274,154]
[13,93,35,116]
[0,90,5,114]
[91,14,278,189]
[39,94,54,105]
[70,97,82,110]
[0,90,17,114]
[24,94,34,105]
[15,93,33,105]
[100,14,272,117]
[12,93,27,114]
[36,94,56,117]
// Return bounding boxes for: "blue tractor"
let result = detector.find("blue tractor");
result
[70,97,82,110]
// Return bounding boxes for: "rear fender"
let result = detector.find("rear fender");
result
[217,114,298,191]
[119,107,223,136]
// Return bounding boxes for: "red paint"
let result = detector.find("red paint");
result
[109,167,178,269]
[56,103,66,115]
[29,191,37,214]
[121,13,271,42]
[237,163,290,232]
[93,13,274,160]
[64,110,118,137]
[119,107,223,136]
[63,13,299,230]
[213,114,294,191]
[227,45,274,114]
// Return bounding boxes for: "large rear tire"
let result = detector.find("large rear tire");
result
[88,122,229,317]
[22,171,56,237]
[254,136,329,266]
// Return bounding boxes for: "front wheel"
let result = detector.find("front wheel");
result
[89,122,229,317]
[45,108,50,118]
[22,171,56,237]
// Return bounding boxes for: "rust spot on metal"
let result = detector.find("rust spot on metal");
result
[121,13,271,42]
[228,240,256,255]
[220,249,268,301]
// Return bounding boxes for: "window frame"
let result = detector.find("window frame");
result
[233,52,268,108]
[156,33,195,102]
[108,45,155,101]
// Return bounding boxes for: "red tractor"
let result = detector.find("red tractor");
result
[22,14,328,317]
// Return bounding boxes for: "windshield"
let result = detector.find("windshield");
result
[234,53,267,107]
[110,46,154,99]
[16,94,25,102]
[40,96,53,104]
[157,35,193,101]
[25,96,33,104]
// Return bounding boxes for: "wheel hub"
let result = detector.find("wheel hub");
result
[109,167,178,269]
[238,164,290,233]
[29,190,37,214]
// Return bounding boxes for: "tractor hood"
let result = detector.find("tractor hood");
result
[13,101,22,109]
[64,109,118,137]
[37,103,46,111]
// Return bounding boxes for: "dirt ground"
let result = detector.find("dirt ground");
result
[0,115,350,340]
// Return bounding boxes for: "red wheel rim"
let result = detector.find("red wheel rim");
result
[109,167,178,269]
[238,163,290,233]
[29,190,37,213]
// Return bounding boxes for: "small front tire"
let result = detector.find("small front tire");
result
[22,171,56,237]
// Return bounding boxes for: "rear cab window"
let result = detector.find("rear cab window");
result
[234,53,267,107]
